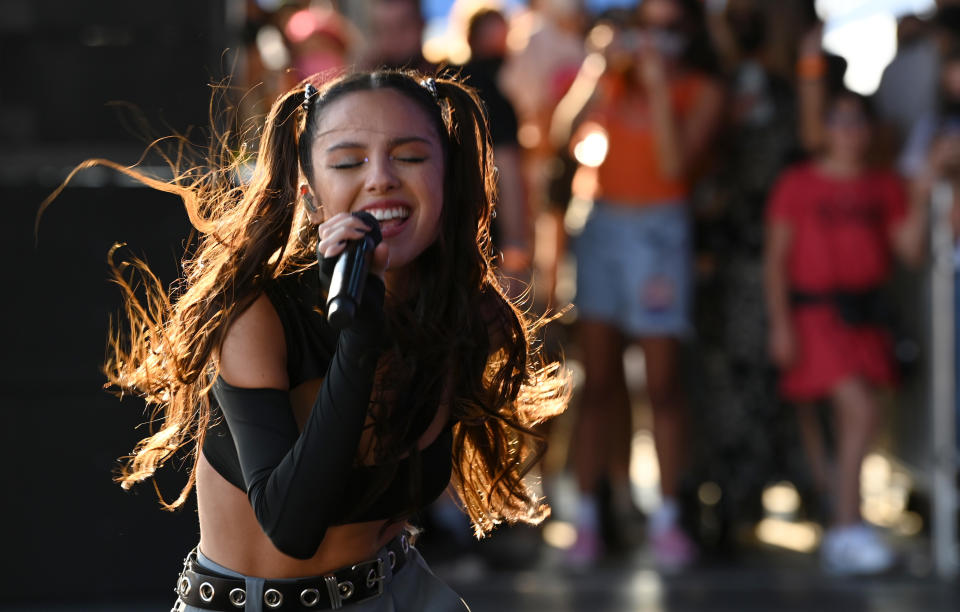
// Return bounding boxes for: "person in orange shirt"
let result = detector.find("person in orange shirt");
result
[559,1,724,568]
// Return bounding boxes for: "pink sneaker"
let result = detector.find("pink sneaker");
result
[650,524,697,571]
[565,526,603,568]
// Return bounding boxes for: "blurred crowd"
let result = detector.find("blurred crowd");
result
[233,0,960,577]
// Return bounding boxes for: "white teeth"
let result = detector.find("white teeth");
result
[368,207,410,222]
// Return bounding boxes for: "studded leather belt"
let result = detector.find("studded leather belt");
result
[174,533,411,610]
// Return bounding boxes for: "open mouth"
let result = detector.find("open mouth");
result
[367,206,411,230]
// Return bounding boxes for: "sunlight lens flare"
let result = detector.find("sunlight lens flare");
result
[573,128,609,168]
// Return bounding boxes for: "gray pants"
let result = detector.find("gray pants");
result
[173,544,469,612]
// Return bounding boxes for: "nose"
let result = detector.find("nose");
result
[364,154,400,194]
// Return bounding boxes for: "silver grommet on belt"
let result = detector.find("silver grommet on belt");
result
[338,580,355,600]
[300,587,320,607]
[401,534,410,554]
[178,576,192,597]
[199,582,215,603]
[264,588,284,608]
[228,587,246,607]
[388,550,397,569]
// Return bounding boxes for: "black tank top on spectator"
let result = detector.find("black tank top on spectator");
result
[201,267,452,559]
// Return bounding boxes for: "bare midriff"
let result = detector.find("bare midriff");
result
[196,454,405,578]
[195,375,449,579]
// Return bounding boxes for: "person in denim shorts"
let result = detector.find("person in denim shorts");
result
[556,0,723,569]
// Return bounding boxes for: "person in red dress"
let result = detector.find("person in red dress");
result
[764,90,928,574]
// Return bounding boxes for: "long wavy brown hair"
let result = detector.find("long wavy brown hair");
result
[42,69,569,537]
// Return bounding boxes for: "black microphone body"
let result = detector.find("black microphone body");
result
[325,211,382,329]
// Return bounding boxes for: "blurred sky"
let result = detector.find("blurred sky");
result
[818,0,936,94]
[424,0,637,17]
[419,0,939,95]
[254,0,942,95]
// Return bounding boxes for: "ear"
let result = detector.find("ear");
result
[300,183,324,224]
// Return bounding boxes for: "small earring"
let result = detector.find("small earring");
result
[300,184,319,213]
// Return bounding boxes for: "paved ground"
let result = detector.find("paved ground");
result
[3,480,955,612]
[441,544,953,611]
[443,552,960,612]
[4,537,957,612]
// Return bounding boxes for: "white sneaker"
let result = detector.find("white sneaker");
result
[820,523,895,575]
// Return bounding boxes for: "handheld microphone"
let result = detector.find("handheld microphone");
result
[324,211,382,329]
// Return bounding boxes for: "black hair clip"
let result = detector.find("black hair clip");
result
[419,78,439,102]
[303,83,317,112]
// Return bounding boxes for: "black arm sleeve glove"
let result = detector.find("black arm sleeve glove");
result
[212,276,385,559]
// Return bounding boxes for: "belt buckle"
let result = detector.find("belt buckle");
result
[175,547,198,597]
[356,557,385,604]
[326,557,385,609]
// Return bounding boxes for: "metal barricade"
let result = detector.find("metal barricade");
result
[929,180,959,578]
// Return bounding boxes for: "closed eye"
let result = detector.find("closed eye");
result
[328,157,367,169]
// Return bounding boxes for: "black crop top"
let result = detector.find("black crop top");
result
[201,266,453,559]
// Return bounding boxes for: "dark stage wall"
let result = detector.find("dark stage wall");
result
[3,184,198,604]
[2,0,230,604]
